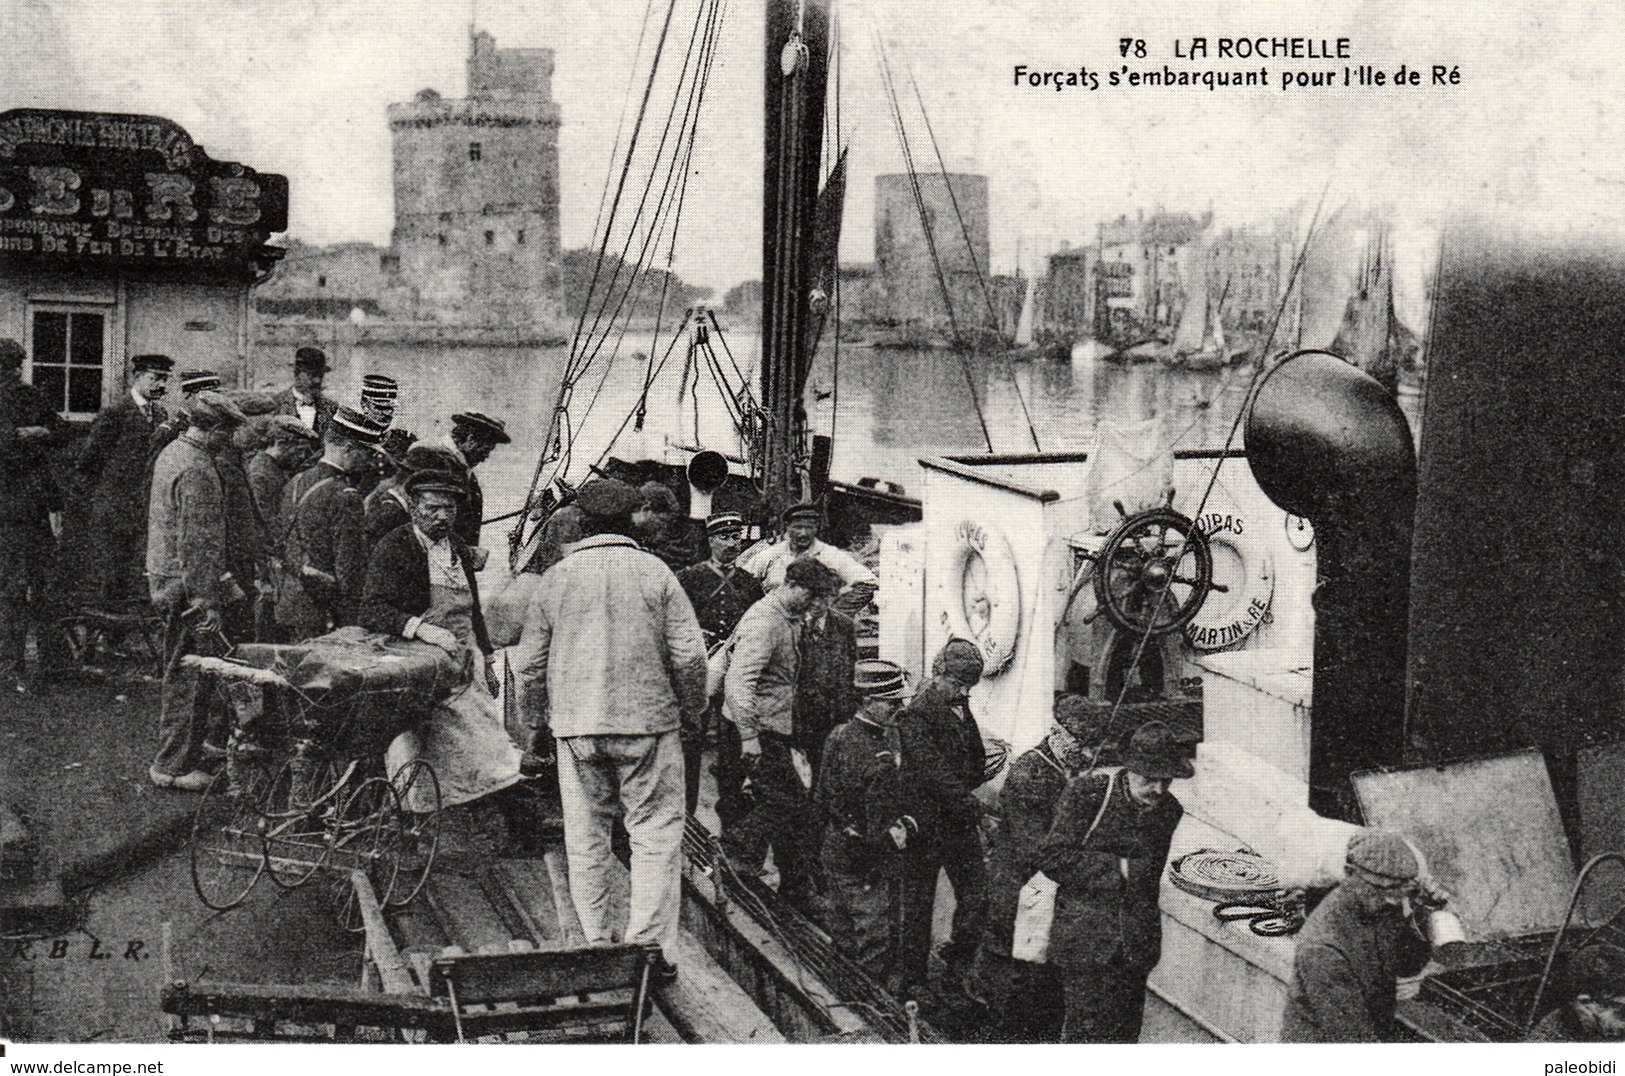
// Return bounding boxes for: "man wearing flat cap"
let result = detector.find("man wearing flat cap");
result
[738,502,878,614]
[894,637,994,1000]
[75,352,172,605]
[448,411,511,549]
[0,337,70,693]
[147,391,249,791]
[512,477,708,977]
[817,659,918,982]
[272,407,385,640]
[974,693,1105,1042]
[246,417,319,528]
[1037,720,1192,1042]
[273,346,338,436]
[1281,828,1440,1042]
[675,511,764,818]
[359,468,521,809]
[364,440,454,555]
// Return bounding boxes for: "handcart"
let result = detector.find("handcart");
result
[183,627,454,927]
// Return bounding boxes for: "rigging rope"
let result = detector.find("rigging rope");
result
[874,33,992,452]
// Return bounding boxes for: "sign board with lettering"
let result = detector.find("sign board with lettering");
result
[0,110,287,280]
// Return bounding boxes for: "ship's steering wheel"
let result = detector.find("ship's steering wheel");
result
[1087,499,1223,637]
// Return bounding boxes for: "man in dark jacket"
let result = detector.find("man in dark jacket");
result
[447,411,510,548]
[147,392,248,791]
[817,659,917,982]
[76,353,171,605]
[273,408,384,640]
[271,346,338,436]
[1280,829,1438,1042]
[0,339,70,693]
[363,441,455,554]
[794,570,858,777]
[675,511,764,817]
[973,693,1103,1042]
[247,417,319,523]
[1038,720,1191,1043]
[895,638,992,999]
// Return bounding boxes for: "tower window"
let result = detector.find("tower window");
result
[469,141,482,161]
[485,230,495,246]
[517,229,526,245]
[317,274,327,288]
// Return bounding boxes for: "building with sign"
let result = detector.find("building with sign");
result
[0,109,286,418]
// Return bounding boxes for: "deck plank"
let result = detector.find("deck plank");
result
[426,873,519,954]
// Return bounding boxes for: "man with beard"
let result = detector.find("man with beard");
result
[447,411,510,549]
[76,353,171,605]
[0,338,70,694]
[1038,720,1192,1043]
[738,503,877,613]
[675,511,764,817]
[365,441,457,554]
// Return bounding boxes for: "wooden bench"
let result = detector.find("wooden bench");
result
[426,944,658,1043]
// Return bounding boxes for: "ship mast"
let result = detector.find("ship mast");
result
[761,0,831,516]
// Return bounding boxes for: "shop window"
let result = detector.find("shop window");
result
[469,142,482,161]
[29,306,109,418]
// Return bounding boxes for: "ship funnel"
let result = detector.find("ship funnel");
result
[1245,350,1416,818]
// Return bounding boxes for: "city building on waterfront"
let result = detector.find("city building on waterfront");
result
[0,107,287,414]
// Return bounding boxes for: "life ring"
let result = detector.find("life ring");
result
[1183,508,1275,652]
[938,518,1022,676]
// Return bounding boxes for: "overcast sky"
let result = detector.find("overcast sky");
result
[7,0,1624,291]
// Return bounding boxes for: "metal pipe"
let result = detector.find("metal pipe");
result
[1524,851,1625,1035]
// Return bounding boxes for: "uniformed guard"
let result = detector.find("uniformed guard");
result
[146,370,222,470]
[816,659,918,982]
[75,352,172,606]
[359,374,399,428]
[447,411,511,549]
[675,511,765,817]
[273,406,385,640]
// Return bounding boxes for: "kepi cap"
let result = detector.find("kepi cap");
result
[179,370,221,394]
[131,354,174,374]
[294,346,330,374]
[1345,829,1420,889]
[855,659,909,700]
[452,411,511,445]
[330,406,385,445]
[706,511,746,536]
[1123,720,1196,781]
[360,374,399,401]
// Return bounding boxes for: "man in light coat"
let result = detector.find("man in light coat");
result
[513,478,708,974]
[147,392,248,791]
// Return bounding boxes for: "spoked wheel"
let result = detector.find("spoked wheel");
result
[189,755,274,911]
[1091,504,1219,636]
[330,777,405,933]
[262,757,348,889]
[385,759,442,908]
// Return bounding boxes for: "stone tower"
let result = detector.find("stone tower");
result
[387,31,562,324]
[873,172,991,330]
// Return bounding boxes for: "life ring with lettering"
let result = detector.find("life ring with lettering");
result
[938,517,1022,676]
[1183,508,1275,652]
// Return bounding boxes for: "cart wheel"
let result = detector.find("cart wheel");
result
[385,759,442,907]
[332,777,405,933]
[189,756,273,911]
[263,757,341,889]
